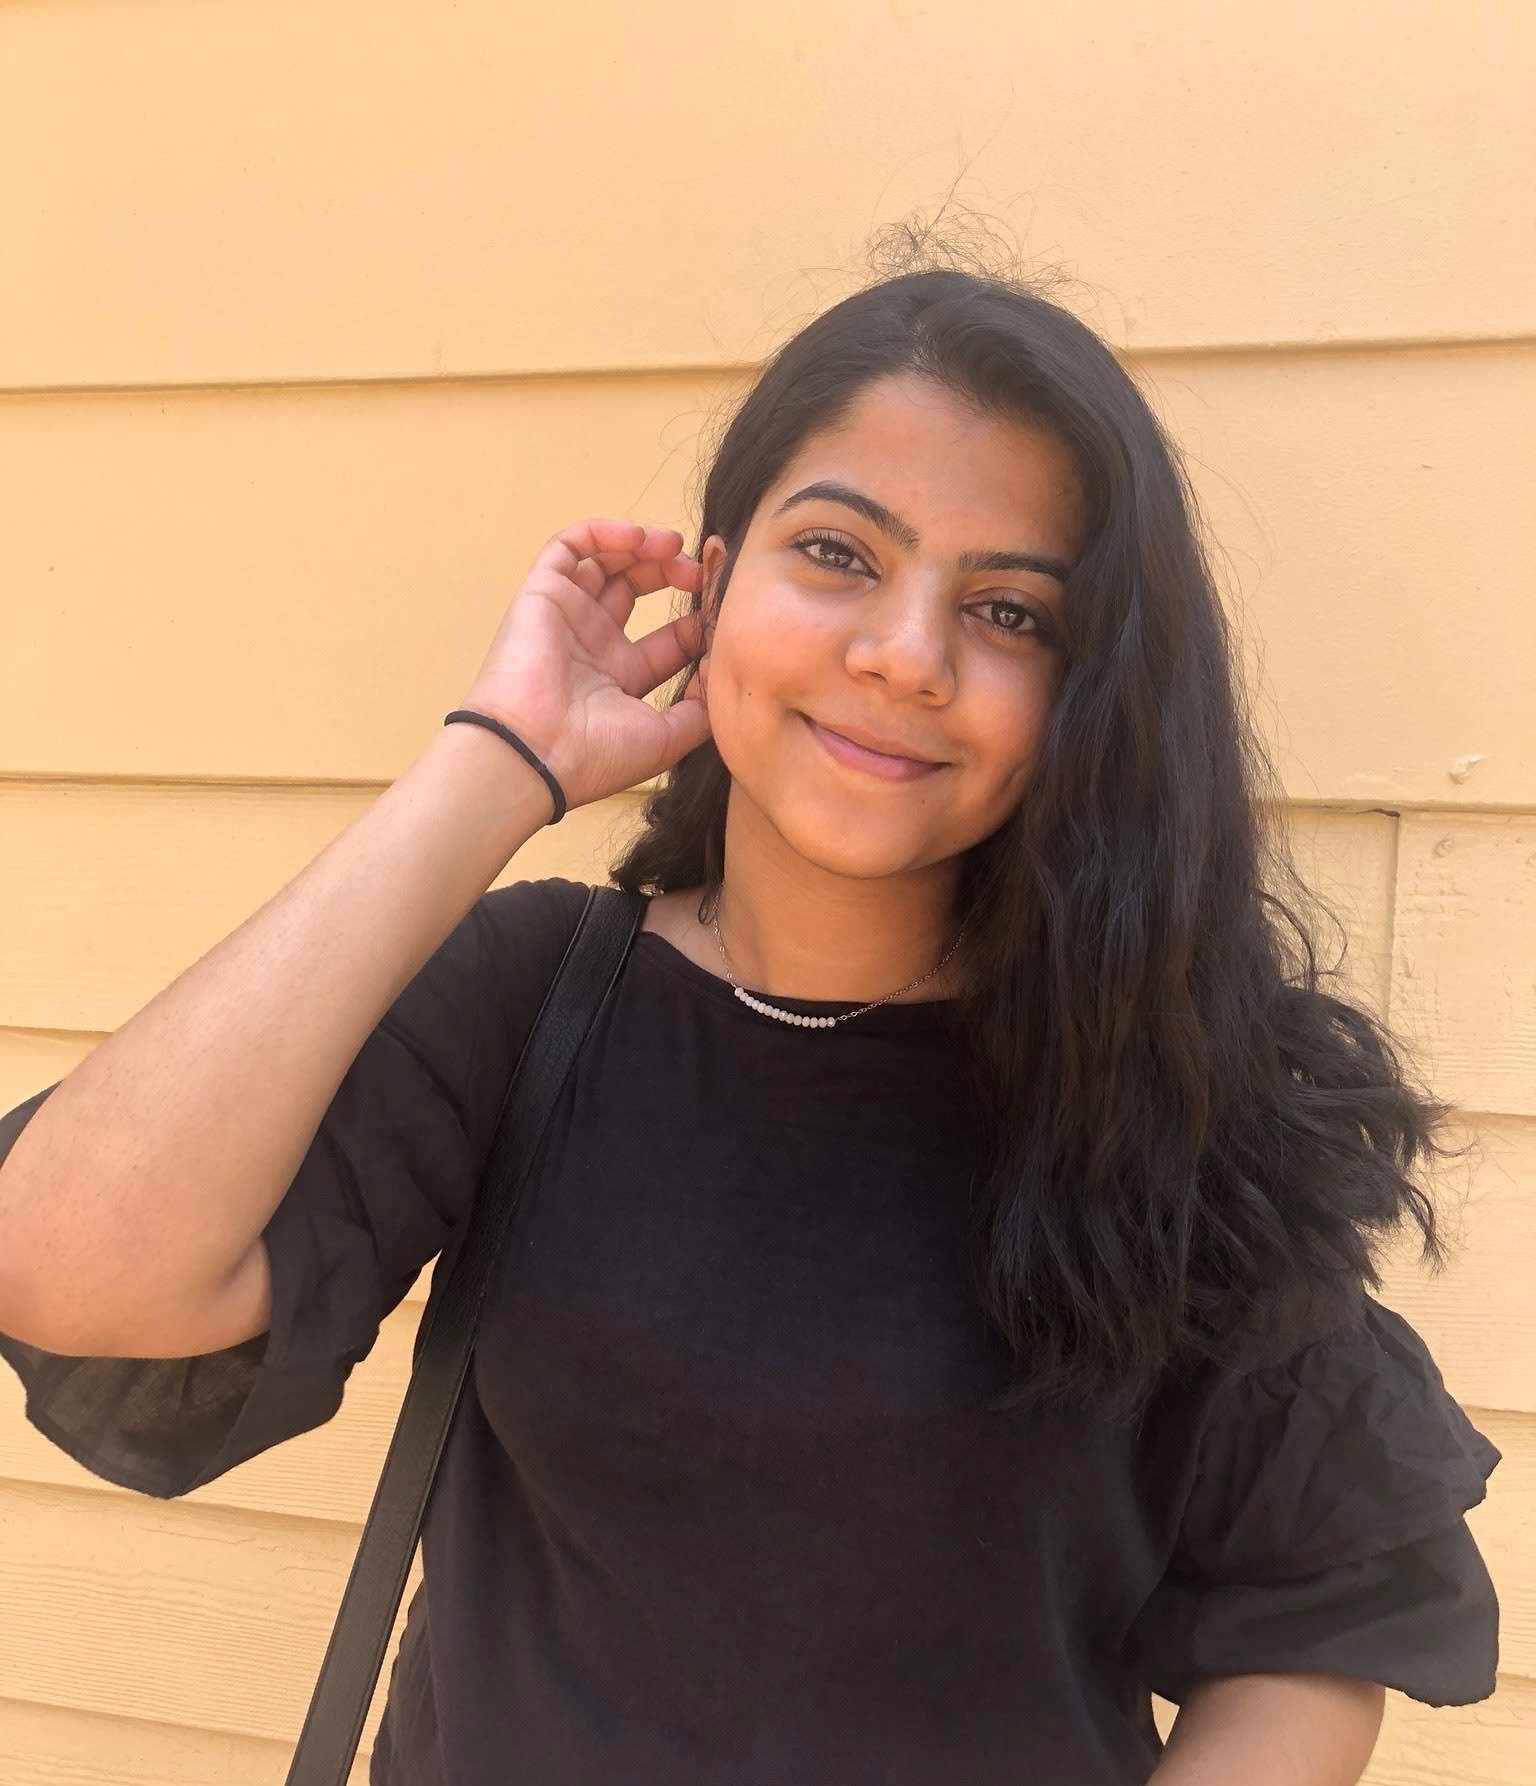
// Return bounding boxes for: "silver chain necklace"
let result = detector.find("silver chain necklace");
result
[710,885,965,1029]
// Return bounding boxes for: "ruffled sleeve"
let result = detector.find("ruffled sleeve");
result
[0,876,591,1501]
[1129,1293,1502,1708]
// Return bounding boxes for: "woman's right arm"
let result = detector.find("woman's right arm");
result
[0,516,713,1361]
[0,721,553,1359]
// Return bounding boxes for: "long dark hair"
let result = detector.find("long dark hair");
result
[610,244,1471,1421]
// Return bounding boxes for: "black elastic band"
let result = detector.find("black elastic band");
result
[442,709,566,824]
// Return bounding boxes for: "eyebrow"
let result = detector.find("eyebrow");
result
[770,479,1074,584]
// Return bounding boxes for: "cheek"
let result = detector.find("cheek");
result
[707,588,818,711]
[966,670,1057,790]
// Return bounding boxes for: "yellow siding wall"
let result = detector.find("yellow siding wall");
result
[1,3,1531,1781]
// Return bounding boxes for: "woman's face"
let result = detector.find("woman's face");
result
[695,372,1088,880]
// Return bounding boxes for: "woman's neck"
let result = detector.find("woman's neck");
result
[683,788,968,1005]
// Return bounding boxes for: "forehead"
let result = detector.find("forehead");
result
[766,374,1086,556]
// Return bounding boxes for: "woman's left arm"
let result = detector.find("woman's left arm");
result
[1150,1673,1386,1785]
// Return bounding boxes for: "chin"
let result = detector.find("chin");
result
[765,798,953,881]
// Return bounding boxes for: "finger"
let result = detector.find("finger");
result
[564,556,608,600]
[526,521,640,613]
[649,682,714,773]
[621,608,710,697]
[594,543,701,627]
[550,524,691,623]
[588,559,649,628]
[662,552,705,593]
[588,524,685,567]
[580,525,686,587]
[536,518,647,577]
[571,552,691,609]
[535,546,685,639]
[594,543,700,593]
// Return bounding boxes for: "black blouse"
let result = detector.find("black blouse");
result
[0,876,1502,1785]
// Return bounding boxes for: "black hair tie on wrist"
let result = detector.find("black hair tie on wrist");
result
[442,709,567,825]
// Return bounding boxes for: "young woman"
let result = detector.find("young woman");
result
[0,268,1501,1785]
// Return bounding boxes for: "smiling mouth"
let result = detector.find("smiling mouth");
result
[800,713,946,781]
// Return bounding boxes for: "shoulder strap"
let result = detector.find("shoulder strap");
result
[283,882,647,1786]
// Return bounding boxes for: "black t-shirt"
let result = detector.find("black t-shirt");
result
[0,876,1503,1785]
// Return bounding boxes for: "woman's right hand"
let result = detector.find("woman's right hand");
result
[453,518,714,814]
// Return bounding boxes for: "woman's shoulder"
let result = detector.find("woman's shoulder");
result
[473,876,602,1047]
[478,874,596,942]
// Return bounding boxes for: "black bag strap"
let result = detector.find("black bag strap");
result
[283,882,647,1785]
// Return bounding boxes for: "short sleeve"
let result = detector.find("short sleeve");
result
[0,875,592,1500]
[1129,1294,1502,1708]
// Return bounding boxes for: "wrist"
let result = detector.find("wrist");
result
[418,717,560,843]
[442,708,567,823]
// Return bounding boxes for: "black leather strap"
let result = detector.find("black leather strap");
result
[283,882,647,1784]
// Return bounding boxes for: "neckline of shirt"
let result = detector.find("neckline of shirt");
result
[629,929,960,1032]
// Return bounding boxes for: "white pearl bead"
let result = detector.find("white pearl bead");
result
[731,985,839,1028]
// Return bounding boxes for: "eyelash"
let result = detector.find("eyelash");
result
[791,530,1055,643]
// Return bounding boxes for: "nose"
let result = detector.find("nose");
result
[841,582,956,702]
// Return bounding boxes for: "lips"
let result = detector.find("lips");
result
[801,713,946,782]
[809,715,940,763]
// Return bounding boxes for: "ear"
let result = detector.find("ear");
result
[695,533,729,694]
[698,533,728,626]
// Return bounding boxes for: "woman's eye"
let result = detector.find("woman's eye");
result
[793,531,866,576]
[973,599,1050,641]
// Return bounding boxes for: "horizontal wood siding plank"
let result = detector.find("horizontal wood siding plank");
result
[1376,1116,1536,1414]
[1277,808,1397,1017]
[0,1,1531,387]
[1391,815,1536,1118]
[0,371,716,784]
[0,1695,372,1786]
[2,347,1529,804]
[1139,344,1536,812]
[0,782,646,1034]
[0,1478,419,1748]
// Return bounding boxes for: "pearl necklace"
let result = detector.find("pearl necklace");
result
[709,888,965,1029]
